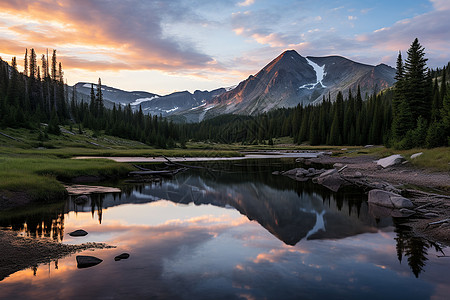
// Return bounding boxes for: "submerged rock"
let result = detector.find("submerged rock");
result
[114,253,130,261]
[376,155,405,168]
[69,229,88,237]
[76,255,103,268]
[368,189,414,209]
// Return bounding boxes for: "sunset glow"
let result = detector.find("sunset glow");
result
[1,0,449,94]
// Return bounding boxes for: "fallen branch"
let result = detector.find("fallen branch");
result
[0,131,22,142]
[133,164,152,171]
[337,165,348,173]
[129,168,186,176]
[416,203,434,210]
[427,218,450,227]
[162,155,218,171]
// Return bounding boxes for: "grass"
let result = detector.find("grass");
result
[0,156,133,201]
[0,127,448,205]
[336,146,450,172]
[0,127,241,204]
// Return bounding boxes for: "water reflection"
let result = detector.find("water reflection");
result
[0,159,448,291]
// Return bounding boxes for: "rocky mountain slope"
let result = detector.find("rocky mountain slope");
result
[73,50,395,122]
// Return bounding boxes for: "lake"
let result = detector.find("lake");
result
[0,159,449,299]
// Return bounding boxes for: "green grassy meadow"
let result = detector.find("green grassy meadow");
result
[0,127,449,205]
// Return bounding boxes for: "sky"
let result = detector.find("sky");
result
[0,0,449,95]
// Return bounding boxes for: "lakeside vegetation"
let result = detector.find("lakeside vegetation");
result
[0,39,449,205]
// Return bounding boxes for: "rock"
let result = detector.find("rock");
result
[368,189,414,208]
[376,155,405,168]
[307,168,315,173]
[333,163,345,169]
[364,145,374,148]
[296,168,309,176]
[272,171,280,175]
[114,253,130,261]
[410,152,423,159]
[69,229,88,237]
[318,169,337,178]
[282,169,298,176]
[74,195,88,204]
[399,208,416,217]
[316,173,346,192]
[76,255,103,268]
[391,196,414,209]
[341,148,348,151]
[424,212,440,218]
[354,172,362,178]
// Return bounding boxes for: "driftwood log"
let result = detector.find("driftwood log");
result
[0,131,22,142]
[129,168,186,176]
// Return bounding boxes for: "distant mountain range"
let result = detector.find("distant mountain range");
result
[73,50,396,122]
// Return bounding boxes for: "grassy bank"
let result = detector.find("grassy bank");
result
[0,156,133,202]
[1,127,448,207]
[339,146,450,172]
[0,127,241,206]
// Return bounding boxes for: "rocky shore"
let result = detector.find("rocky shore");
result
[276,153,450,246]
[0,230,113,281]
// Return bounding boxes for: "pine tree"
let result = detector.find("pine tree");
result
[404,38,430,121]
[96,78,103,117]
[51,50,57,81]
[24,48,28,76]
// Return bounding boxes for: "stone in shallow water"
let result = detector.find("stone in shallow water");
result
[76,255,103,268]
[69,229,88,237]
[114,253,130,261]
[368,189,414,208]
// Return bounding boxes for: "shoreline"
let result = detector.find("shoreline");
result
[1,151,449,280]
[294,154,450,246]
[0,230,114,281]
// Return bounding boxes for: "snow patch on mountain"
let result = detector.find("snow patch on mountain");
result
[164,107,179,113]
[130,96,159,106]
[300,58,327,89]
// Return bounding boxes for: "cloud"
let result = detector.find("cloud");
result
[231,10,292,48]
[430,0,450,10]
[237,0,255,7]
[0,0,218,73]
[355,8,450,66]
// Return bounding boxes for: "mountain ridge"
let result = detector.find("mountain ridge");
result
[73,49,396,122]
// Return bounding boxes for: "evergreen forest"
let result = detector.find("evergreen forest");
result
[0,38,449,149]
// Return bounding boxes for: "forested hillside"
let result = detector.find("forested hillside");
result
[1,39,449,149]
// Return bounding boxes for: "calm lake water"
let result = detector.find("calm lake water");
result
[1,159,449,299]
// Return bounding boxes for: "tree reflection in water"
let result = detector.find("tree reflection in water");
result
[394,220,446,278]
[0,159,445,278]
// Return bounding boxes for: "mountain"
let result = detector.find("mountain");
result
[185,50,396,121]
[72,82,160,109]
[139,88,227,118]
[73,50,396,122]
[72,82,228,118]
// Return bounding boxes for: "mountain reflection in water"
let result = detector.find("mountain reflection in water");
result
[0,160,448,299]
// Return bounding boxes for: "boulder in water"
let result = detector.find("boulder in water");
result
[368,189,413,208]
[69,229,88,237]
[76,255,103,268]
[114,253,130,261]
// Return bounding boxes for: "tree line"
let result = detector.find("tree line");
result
[184,39,449,149]
[0,49,178,148]
[1,39,449,149]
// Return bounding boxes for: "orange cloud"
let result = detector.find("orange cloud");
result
[0,0,221,74]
